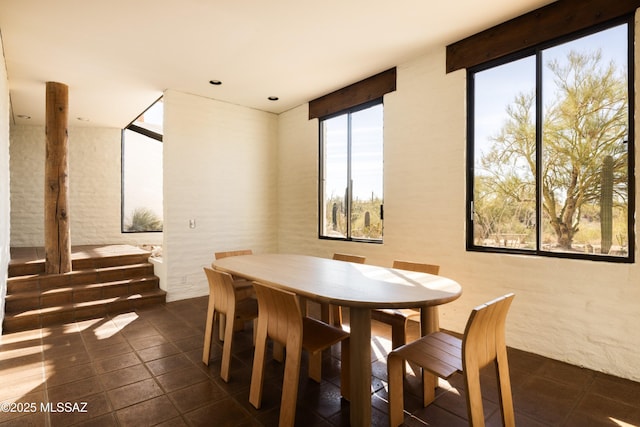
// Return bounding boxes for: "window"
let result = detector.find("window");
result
[122,97,163,233]
[320,101,384,242]
[467,19,634,261]
[312,68,394,242]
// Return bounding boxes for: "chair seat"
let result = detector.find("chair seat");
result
[371,307,420,323]
[372,260,440,350]
[233,278,255,300]
[393,331,462,379]
[302,316,350,353]
[235,298,259,321]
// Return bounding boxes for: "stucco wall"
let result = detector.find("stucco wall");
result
[277,35,640,380]
[161,90,278,302]
[0,33,10,334]
[9,125,162,247]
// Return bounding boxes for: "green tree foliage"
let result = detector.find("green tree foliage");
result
[126,208,163,232]
[477,49,628,251]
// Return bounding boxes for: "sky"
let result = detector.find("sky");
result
[323,103,384,201]
[473,22,629,164]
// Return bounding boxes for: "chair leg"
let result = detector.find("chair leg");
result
[340,337,350,401]
[252,318,257,346]
[308,350,322,383]
[249,316,269,409]
[391,320,406,350]
[218,313,226,341]
[330,304,342,328]
[496,355,515,427]
[463,362,485,427]
[299,296,308,316]
[422,370,437,407]
[320,302,330,323]
[220,307,235,382]
[273,342,284,362]
[202,296,216,365]
[233,318,245,332]
[279,338,302,427]
[387,352,405,427]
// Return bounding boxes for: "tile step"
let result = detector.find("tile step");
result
[5,276,160,313]
[2,290,167,333]
[8,252,153,277]
[7,263,155,294]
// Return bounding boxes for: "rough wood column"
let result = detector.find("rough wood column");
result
[44,81,72,274]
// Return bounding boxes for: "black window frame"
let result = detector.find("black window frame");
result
[466,16,635,263]
[318,98,384,243]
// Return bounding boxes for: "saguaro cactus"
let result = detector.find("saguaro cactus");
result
[600,155,613,254]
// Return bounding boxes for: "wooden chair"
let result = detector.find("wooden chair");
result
[202,267,258,383]
[214,249,255,295]
[371,260,440,349]
[249,281,350,427]
[213,249,255,335]
[328,253,366,327]
[387,293,516,427]
[215,248,253,260]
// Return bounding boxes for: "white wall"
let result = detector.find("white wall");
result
[277,29,640,381]
[9,125,162,247]
[162,90,278,301]
[0,33,10,334]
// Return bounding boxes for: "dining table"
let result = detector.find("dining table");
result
[212,253,462,427]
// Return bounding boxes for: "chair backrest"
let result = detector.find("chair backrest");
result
[333,253,366,264]
[215,249,253,259]
[392,260,440,275]
[252,282,303,347]
[462,293,514,370]
[203,267,237,313]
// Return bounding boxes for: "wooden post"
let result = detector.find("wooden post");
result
[44,82,72,274]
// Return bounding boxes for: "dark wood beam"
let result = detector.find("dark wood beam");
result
[45,81,72,274]
[446,0,640,73]
[309,68,396,120]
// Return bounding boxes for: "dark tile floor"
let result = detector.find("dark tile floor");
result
[1,296,640,427]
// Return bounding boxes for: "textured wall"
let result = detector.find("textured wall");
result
[162,90,278,302]
[9,126,162,247]
[277,41,640,382]
[0,34,10,334]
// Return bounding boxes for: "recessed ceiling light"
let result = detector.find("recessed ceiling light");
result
[16,114,31,119]
[268,96,279,101]
[209,80,222,85]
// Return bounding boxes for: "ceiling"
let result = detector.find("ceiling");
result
[0,0,555,129]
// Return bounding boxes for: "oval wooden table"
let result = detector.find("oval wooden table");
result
[213,253,462,427]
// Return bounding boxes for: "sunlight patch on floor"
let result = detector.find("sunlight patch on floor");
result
[609,418,637,427]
